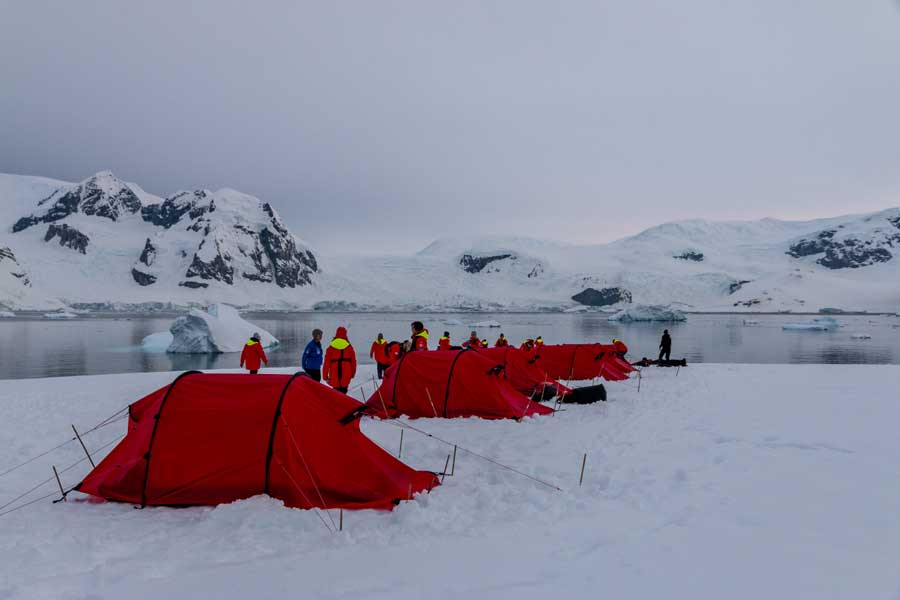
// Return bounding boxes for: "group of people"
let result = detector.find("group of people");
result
[240,321,675,394]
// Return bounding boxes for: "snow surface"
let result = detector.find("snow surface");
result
[164,304,277,353]
[1,364,899,599]
[608,304,687,322]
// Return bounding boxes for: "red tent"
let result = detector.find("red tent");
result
[532,344,635,381]
[365,349,553,419]
[475,346,571,399]
[77,372,439,510]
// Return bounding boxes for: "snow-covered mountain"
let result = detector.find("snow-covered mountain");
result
[1,171,898,312]
[0,171,319,309]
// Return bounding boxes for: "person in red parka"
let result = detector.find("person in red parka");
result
[370,333,392,380]
[463,330,480,349]
[239,332,268,374]
[520,338,535,353]
[495,333,509,347]
[324,326,357,393]
[410,321,429,351]
[438,331,452,351]
[613,338,629,358]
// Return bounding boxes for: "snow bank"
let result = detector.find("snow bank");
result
[608,304,687,322]
[783,316,840,331]
[469,319,501,328]
[165,304,278,353]
[2,364,899,598]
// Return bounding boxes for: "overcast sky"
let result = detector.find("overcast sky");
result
[2,1,900,255]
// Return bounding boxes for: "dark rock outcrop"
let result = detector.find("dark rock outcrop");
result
[185,252,234,285]
[459,253,514,273]
[258,224,318,288]
[44,224,89,254]
[138,238,157,267]
[0,246,30,286]
[787,224,899,269]
[786,230,835,258]
[14,172,141,232]
[179,280,209,289]
[131,268,157,286]
[141,190,210,228]
[673,251,704,262]
[728,280,751,294]
[571,287,632,306]
[817,243,892,269]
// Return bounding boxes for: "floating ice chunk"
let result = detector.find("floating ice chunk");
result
[163,303,278,353]
[608,305,687,322]
[469,319,502,328]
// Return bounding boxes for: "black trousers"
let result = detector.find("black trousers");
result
[304,368,321,382]
[658,348,670,361]
[248,369,258,374]
[334,386,348,394]
[376,362,387,379]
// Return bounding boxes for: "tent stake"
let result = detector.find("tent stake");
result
[449,445,456,476]
[579,453,587,486]
[637,370,642,393]
[71,425,95,467]
[339,508,343,531]
[676,366,681,377]
[52,465,66,501]
[440,454,451,483]
[398,429,404,458]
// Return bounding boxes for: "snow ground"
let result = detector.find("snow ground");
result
[1,364,899,599]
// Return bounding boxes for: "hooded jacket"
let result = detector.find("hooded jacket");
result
[370,338,391,365]
[438,335,451,351]
[240,339,268,371]
[411,329,429,352]
[324,327,357,388]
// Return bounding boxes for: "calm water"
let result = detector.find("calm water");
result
[0,312,898,380]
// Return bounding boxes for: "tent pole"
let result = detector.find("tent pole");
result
[339,509,343,532]
[424,387,438,418]
[52,466,65,502]
[398,429,404,458]
[71,425,94,468]
[579,453,587,486]
[440,454,451,483]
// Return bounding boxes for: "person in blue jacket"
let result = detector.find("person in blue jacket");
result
[302,328,324,382]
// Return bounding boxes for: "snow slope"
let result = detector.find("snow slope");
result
[1,364,899,599]
[2,171,900,312]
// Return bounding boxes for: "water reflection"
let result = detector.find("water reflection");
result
[0,312,896,380]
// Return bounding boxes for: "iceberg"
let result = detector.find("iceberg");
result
[0,310,14,318]
[44,311,77,319]
[469,319,502,328]
[782,317,840,331]
[154,304,278,354]
[608,305,687,323]
[141,331,174,353]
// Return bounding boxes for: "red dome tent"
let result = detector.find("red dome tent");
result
[76,372,439,510]
[364,349,553,419]
[475,346,571,399]
[532,344,635,381]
